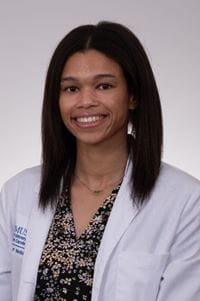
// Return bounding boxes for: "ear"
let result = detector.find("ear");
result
[129,96,137,110]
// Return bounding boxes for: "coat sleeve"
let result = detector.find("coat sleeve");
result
[0,183,15,301]
[157,188,200,301]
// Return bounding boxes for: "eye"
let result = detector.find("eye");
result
[97,83,113,90]
[63,86,79,93]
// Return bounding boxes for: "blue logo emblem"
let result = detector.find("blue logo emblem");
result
[12,225,27,255]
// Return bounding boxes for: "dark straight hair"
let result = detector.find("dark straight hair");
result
[40,21,163,209]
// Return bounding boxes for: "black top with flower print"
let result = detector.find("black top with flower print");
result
[34,184,121,301]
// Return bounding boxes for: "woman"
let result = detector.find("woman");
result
[0,21,200,301]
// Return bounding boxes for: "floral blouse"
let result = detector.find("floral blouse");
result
[34,184,121,301]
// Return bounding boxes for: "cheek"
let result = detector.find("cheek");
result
[59,97,64,114]
[114,95,130,116]
[59,104,71,130]
[59,98,69,118]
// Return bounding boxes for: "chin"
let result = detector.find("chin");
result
[75,133,110,146]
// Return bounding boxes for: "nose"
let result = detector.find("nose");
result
[76,88,98,109]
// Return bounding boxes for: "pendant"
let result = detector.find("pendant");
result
[93,190,102,194]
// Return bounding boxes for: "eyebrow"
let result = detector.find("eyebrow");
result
[61,73,117,82]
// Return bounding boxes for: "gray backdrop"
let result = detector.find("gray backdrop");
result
[0,0,199,185]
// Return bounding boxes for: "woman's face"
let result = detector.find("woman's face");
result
[59,49,132,146]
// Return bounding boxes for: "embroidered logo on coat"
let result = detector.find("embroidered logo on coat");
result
[12,225,27,255]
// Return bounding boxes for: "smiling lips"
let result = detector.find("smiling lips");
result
[72,114,107,128]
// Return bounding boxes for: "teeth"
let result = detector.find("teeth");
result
[76,115,101,123]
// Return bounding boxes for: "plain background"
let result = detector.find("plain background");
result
[0,0,199,186]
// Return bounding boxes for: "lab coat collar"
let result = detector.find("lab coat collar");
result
[17,188,55,300]
[92,159,140,300]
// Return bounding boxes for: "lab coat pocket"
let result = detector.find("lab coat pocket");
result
[116,251,169,301]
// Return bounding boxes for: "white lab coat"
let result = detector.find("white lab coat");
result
[0,161,200,301]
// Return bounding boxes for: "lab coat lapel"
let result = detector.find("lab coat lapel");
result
[17,186,55,301]
[92,161,140,300]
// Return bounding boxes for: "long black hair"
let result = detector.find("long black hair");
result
[40,21,163,209]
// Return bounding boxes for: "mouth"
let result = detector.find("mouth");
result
[72,114,108,128]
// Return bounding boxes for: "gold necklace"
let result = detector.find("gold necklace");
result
[76,174,123,194]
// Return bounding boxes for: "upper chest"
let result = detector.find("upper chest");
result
[69,185,119,238]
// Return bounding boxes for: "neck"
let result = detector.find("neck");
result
[74,136,129,186]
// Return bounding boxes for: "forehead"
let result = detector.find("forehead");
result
[61,49,124,78]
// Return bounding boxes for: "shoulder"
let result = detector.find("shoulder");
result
[159,162,200,192]
[0,165,41,215]
[134,163,200,236]
[2,165,41,192]
[150,162,200,213]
